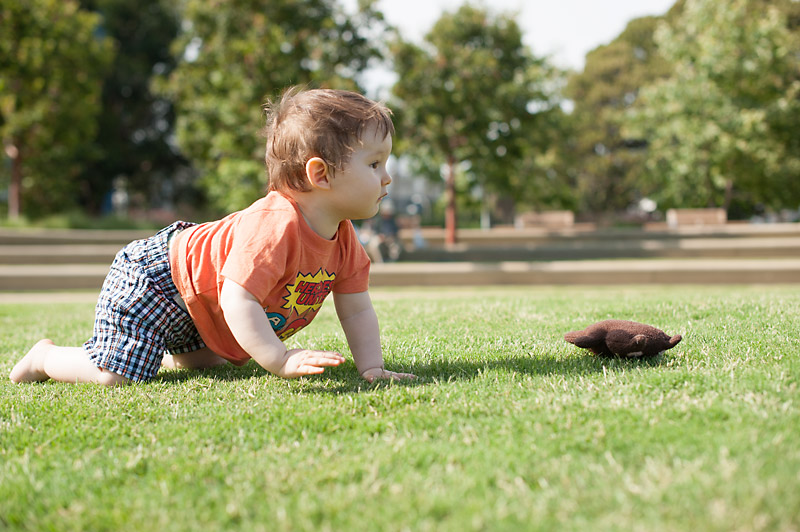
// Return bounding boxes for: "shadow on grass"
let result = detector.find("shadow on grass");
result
[153,351,668,394]
[411,352,667,381]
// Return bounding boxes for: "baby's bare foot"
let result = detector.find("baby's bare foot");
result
[161,354,178,370]
[9,339,54,383]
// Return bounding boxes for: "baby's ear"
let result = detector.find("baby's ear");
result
[305,157,331,189]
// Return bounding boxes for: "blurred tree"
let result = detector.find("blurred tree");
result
[76,0,185,216]
[0,0,114,219]
[563,10,678,218]
[153,0,388,214]
[626,0,800,213]
[390,4,563,243]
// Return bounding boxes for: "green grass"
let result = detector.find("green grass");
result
[1,285,798,532]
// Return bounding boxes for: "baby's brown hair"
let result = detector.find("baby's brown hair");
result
[263,87,394,193]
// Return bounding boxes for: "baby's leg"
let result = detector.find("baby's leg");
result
[10,339,129,386]
[161,347,227,370]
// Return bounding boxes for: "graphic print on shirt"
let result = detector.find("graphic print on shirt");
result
[265,268,336,341]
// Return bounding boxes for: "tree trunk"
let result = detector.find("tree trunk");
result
[6,143,21,219]
[723,178,733,212]
[445,155,457,246]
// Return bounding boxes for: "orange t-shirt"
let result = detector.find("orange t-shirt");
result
[170,192,371,365]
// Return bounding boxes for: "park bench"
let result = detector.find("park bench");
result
[515,210,575,229]
[666,208,727,227]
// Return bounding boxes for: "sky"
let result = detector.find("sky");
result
[341,0,677,95]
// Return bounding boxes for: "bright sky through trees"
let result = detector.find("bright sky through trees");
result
[342,0,675,69]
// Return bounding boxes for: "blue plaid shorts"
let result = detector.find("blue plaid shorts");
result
[84,221,205,382]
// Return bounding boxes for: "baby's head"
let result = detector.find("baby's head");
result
[263,87,394,193]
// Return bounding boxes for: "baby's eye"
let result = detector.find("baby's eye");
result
[369,161,380,169]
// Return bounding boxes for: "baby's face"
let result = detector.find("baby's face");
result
[328,124,393,221]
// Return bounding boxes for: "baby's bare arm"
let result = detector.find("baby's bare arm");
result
[220,279,344,378]
[334,291,415,382]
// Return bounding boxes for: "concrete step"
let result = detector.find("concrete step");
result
[0,258,798,292]
[0,264,110,291]
[400,237,800,262]
[2,236,798,265]
[3,223,799,248]
[0,245,121,264]
[369,259,800,286]
[399,222,800,247]
[0,228,150,246]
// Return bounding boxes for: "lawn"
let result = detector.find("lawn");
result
[1,285,798,532]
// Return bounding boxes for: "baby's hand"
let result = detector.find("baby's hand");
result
[360,367,416,383]
[278,349,345,379]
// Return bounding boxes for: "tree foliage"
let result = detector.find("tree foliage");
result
[563,12,676,216]
[626,0,800,213]
[75,0,185,215]
[390,4,562,242]
[0,0,114,218]
[153,0,389,214]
